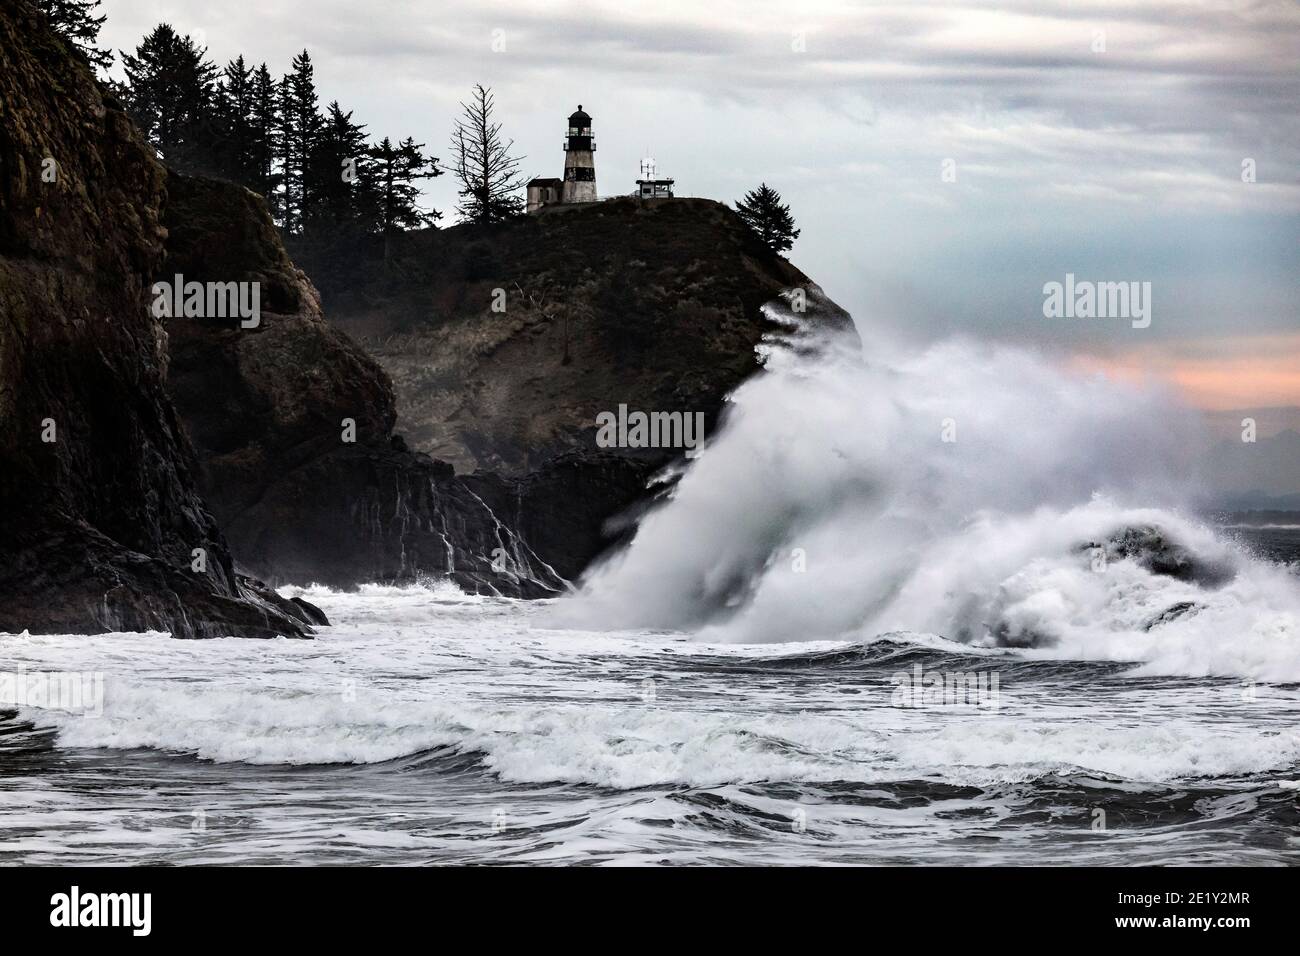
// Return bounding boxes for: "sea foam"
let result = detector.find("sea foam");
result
[558,321,1300,681]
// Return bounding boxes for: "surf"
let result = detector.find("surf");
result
[558,315,1300,681]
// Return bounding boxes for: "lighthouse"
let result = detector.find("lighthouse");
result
[561,105,597,203]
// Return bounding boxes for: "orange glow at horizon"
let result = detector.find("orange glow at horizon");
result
[1067,335,1300,411]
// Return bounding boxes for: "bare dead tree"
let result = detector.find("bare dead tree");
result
[512,279,576,365]
[450,84,525,224]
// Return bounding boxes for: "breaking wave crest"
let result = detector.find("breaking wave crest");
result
[560,322,1300,681]
[35,676,1300,785]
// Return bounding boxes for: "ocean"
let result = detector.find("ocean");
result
[2,331,1298,866]
[1,565,1298,866]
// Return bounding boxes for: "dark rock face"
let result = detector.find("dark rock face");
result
[303,197,857,476]
[160,173,567,596]
[0,4,315,638]
[162,177,854,594]
[1091,526,1234,588]
[508,452,662,581]
[1,9,852,610]
[1143,601,1204,631]
[269,196,856,591]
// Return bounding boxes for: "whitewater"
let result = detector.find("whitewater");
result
[2,316,1299,865]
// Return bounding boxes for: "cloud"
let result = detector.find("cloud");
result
[100,0,1299,432]
[1069,332,1300,409]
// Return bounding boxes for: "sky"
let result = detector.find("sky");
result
[98,1,1299,427]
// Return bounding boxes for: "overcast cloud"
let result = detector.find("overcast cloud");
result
[101,0,1299,415]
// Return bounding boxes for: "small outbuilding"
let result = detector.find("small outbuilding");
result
[635,157,674,199]
[526,177,564,214]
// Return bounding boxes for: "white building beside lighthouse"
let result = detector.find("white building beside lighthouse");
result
[635,156,674,199]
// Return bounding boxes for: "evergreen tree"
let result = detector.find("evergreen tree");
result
[305,101,378,233]
[449,85,525,224]
[370,136,441,236]
[734,183,801,255]
[249,64,282,214]
[279,50,323,235]
[215,55,256,184]
[38,0,112,73]
[120,24,220,174]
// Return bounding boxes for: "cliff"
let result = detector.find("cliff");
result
[165,184,853,592]
[160,172,568,595]
[0,1,853,615]
[296,197,855,475]
[0,3,318,637]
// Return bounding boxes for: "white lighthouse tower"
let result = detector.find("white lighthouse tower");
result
[561,105,597,203]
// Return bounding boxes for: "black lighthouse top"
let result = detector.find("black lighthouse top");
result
[565,105,593,151]
[568,105,591,129]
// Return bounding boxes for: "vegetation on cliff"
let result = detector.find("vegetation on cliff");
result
[734,183,801,255]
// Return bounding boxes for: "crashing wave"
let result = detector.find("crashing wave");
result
[557,323,1300,680]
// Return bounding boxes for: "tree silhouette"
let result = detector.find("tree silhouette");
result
[279,50,322,235]
[38,0,112,73]
[119,24,220,175]
[734,183,801,255]
[248,63,282,212]
[370,136,441,241]
[305,101,378,233]
[215,55,256,184]
[450,84,525,224]
[117,27,438,244]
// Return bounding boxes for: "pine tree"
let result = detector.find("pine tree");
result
[734,183,801,255]
[279,50,323,235]
[248,64,282,215]
[38,0,112,73]
[449,85,525,224]
[370,136,441,236]
[120,24,220,175]
[304,101,378,233]
[215,55,256,184]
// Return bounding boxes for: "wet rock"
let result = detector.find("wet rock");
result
[288,596,330,627]
[160,173,569,595]
[0,4,309,638]
[1143,601,1204,631]
[1084,525,1234,588]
